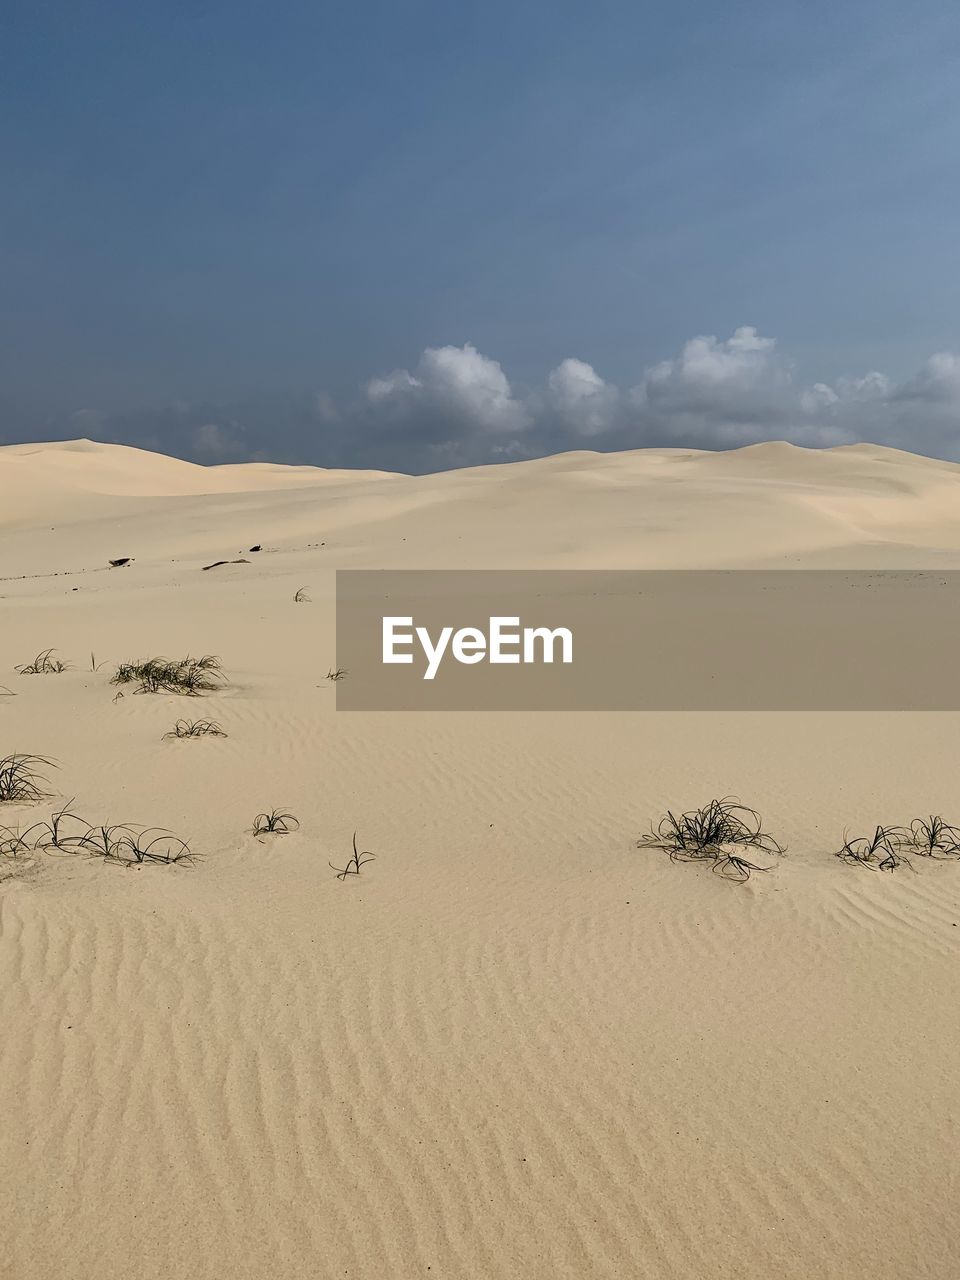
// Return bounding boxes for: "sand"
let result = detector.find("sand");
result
[1,437,959,1279]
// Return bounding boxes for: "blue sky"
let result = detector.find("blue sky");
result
[3,0,960,469]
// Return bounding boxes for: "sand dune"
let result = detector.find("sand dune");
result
[2,439,959,1279]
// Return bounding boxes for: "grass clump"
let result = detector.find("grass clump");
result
[36,801,91,851]
[638,797,784,882]
[16,649,68,675]
[330,831,375,880]
[1,801,193,866]
[253,809,300,836]
[835,815,960,872]
[163,718,227,740]
[112,655,224,696]
[1,799,82,861]
[0,814,55,858]
[835,824,908,873]
[904,815,960,858]
[326,667,347,682]
[1,795,193,868]
[0,754,55,804]
[75,824,193,866]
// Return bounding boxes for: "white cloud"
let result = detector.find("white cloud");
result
[895,352,960,403]
[548,357,605,400]
[366,369,421,402]
[366,342,528,433]
[42,329,960,470]
[802,371,891,416]
[546,357,618,436]
[837,371,891,400]
[800,383,839,414]
[643,326,784,398]
[603,327,959,457]
[625,325,800,447]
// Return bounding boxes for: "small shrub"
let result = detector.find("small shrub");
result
[326,667,347,682]
[253,809,300,836]
[294,587,310,603]
[16,649,68,675]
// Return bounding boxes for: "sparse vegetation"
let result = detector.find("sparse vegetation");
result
[76,823,193,865]
[331,831,375,880]
[294,587,310,603]
[638,797,783,882]
[163,718,227,740]
[0,754,55,804]
[16,649,68,675]
[37,800,90,851]
[1,801,193,867]
[835,824,911,872]
[835,815,960,871]
[253,809,300,836]
[112,655,224,695]
[326,666,347,682]
[0,822,44,859]
[905,815,960,858]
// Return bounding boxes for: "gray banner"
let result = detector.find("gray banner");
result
[335,570,960,710]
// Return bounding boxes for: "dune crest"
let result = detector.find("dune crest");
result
[6,437,960,573]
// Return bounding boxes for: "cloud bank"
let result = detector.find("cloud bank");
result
[8,327,960,472]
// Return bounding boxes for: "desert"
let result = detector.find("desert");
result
[2,437,959,1279]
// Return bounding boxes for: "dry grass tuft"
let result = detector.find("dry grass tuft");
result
[0,754,56,804]
[253,809,300,836]
[638,797,784,882]
[330,832,375,880]
[163,718,227,740]
[112,655,224,695]
[16,649,68,675]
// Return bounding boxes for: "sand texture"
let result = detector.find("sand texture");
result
[1,438,959,1279]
